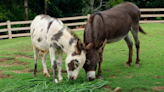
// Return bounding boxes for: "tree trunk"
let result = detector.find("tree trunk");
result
[24,0,28,21]
[24,0,29,33]
[90,0,94,14]
[45,0,48,14]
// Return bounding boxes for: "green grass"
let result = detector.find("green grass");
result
[0,23,164,92]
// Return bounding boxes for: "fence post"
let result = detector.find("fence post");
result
[7,20,12,39]
[87,14,91,20]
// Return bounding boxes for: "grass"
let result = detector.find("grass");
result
[0,23,164,92]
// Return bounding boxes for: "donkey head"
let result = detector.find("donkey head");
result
[83,40,106,81]
[65,39,86,80]
[82,42,99,81]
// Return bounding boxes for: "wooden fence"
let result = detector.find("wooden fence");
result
[0,8,164,39]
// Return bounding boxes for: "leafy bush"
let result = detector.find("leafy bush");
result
[156,17,163,20]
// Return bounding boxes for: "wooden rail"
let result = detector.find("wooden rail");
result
[0,14,90,39]
[0,8,164,39]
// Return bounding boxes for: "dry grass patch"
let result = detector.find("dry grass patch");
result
[0,71,12,79]
[154,86,164,91]
[0,61,28,67]
[15,55,33,59]
[0,58,15,62]
[12,66,31,74]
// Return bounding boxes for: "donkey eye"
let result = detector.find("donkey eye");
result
[75,63,79,67]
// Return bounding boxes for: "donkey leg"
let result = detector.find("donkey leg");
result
[33,46,39,77]
[49,47,58,83]
[131,24,140,67]
[57,50,63,81]
[124,34,133,67]
[96,49,104,79]
[42,53,50,78]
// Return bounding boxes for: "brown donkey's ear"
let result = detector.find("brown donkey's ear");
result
[86,59,90,65]
[85,42,94,50]
[75,39,82,54]
[97,39,107,52]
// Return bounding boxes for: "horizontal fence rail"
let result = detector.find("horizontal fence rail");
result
[0,8,164,39]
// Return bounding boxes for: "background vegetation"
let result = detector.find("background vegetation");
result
[0,0,164,22]
[0,24,164,91]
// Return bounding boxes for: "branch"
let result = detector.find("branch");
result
[85,8,90,14]
[94,0,107,12]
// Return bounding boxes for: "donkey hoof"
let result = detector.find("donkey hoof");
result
[33,73,37,77]
[54,79,58,83]
[96,75,102,79]
[124,64,131,67]
[135,63,139,67]
[44,73,50,78]
[59,79,63,83]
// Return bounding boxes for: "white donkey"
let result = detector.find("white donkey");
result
[30,14,86,83]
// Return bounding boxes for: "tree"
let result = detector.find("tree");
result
[83,0,108,14]
[106,0,124,8]
[47,0,85,17]
[24,0,28,21]
[82,0,124,15]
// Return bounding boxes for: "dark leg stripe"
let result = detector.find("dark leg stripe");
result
[34,63,37,76]
[53,60,57,79]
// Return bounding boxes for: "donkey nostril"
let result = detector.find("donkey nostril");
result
[88,77,95,81]
[69,76,74,80]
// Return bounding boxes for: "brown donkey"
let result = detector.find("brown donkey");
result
[83,2,146,81]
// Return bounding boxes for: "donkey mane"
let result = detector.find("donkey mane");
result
[68,29,84,51]
[89,13,107,47]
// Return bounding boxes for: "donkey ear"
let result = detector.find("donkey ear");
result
[86,59,90,65]
[97,39,107,52]
[75,39,82,54]
[85,42,94,50]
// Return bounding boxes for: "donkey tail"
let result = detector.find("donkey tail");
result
[139,25,146,34]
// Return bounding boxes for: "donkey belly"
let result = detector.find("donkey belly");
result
[31,26,49,51]
[107,33,128,43]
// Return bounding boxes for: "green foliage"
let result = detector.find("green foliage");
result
[106,0,124,9]
[156,17,163,20]
[47,0,85,17]
[127,0,164,8]
[0,0,37,22]
[1,77,108,92]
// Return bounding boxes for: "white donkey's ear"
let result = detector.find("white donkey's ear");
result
[75,39,82,54]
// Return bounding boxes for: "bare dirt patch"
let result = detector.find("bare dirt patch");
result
[0,71,12,79]
[125,76,132,78]
[154,86,164,91]
[110,75,118,78]
[0,58,15,62]
[23,50,33,52]
[103,85,111,89]
[16,55,33,59]
[153,76,164,78]
[12,66,31,74]
[0,61,28,67]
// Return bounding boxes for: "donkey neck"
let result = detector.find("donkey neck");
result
[59,30,78,55]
